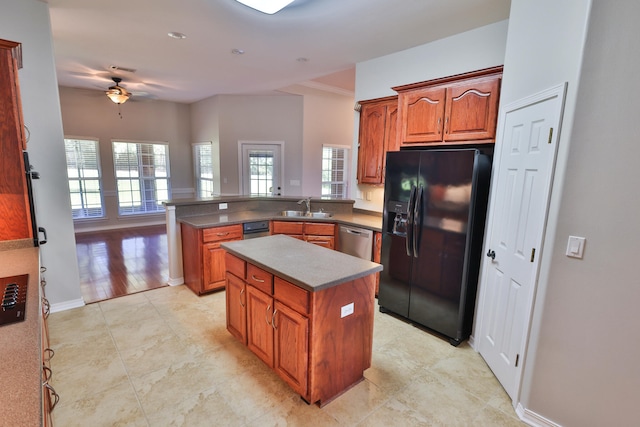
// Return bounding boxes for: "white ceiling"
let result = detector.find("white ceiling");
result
[48,0,511,104]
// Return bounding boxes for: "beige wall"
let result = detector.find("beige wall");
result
[510,1,640,425]
[59,87,192,232]
[280,84,355,197]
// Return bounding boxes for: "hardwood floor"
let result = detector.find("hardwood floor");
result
[75,225,169,304]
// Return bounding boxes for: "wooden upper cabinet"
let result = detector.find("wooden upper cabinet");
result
[357,96,398,185]
[444,77,500,142]
[394,66,502,147]
[399,86,446,144]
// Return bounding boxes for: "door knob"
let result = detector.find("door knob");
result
[486,249,496,260]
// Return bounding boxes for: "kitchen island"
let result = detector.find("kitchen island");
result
[221,235,382,406]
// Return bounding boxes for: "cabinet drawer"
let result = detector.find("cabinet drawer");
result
[225,253,246,279]
[272,221,304,235]
[305,235,335,250]
[304,222,335,236]
[274,277,309,315]
[247,264,273,295]
[202,224,243,243]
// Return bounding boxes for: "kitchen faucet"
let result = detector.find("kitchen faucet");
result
[297,197,311,214]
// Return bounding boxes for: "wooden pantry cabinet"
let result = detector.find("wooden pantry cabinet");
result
[0,39,32,242]
[394,66,502,146]
[180,223,242,295]
[271,220,336,250]
[356,96,398,185]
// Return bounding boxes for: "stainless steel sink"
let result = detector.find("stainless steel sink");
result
[306,211,332,218]
[279,210,332,218]
[280,210,305,217]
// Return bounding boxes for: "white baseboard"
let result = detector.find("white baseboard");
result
[50,298,85,313]
[168,277,184,286]
[517,403,562,427]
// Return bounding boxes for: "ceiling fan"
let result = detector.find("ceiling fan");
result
[105,77,131,104]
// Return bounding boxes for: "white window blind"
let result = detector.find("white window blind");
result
[64,138,104,219]
[193,143,213,198]
[112,141,171,215]
[321,146,349,199]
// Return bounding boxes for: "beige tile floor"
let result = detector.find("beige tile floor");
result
[48,285,526,426]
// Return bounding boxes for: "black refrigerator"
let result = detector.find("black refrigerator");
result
[378,149,491,345]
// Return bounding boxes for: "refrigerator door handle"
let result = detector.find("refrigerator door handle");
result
[405,185,417,257]
[413,185,423,258]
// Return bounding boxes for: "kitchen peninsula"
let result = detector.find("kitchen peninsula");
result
[164,196,382,287]
[221,235,382,406]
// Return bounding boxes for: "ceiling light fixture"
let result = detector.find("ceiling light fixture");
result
[105,77,131,104]
[235,0,295,14]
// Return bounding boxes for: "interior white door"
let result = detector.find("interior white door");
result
[476,84,566,399]
[240,142,283,196]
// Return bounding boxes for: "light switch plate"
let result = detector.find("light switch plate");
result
[566,236,586,259]
[341,302,354,318]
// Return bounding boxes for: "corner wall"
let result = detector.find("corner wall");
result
[0,0,82,307]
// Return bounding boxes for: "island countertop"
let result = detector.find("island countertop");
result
[221,234,382,292]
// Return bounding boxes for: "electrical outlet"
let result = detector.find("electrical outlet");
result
[341,302,354,318]
[219,203,228,210]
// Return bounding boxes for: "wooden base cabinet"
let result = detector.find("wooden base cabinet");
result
[181,223,242,295]
[271,221,336,250]
[225,253,375,406]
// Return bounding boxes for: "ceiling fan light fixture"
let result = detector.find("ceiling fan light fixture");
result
[235,0,295,14]
[105,77,131,104]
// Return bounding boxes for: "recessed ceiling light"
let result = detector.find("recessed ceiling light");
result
[231,48,245,55]
[168,32,187,39]
[235,0,295,14]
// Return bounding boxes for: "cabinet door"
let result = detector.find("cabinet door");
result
[246,285,274,367]
[399,86,446,144]
[444,76,500,142]
[304,235,335,250]
[202,243,226,292]
[357,103,387,184]
[273,301,308,396]
[226,273,247,344]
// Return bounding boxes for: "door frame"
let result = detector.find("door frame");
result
[474,83,567,405]
[238,141,285,196]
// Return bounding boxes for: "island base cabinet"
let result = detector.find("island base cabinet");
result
[224,251,377,406]
[225,272,247,344]
[308,274,375,406]
[246,285,274,367]
[274,301,309,397]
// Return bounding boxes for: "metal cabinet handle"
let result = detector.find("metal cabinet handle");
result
[239,288,245,308]
[265,304,272,325]
[252,275,265,283]
[42,297,50,318]
[44,348,55,362]
[42,365,52,384]
[216,232,230,236]
[44,383,60,411]
[271,309,278,329]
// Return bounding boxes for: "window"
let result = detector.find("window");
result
[113,141,171,215]
[64,138,104,219]
[321,146,349,199]
[193,143,213,198]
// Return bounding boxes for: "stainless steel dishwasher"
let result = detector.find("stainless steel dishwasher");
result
[338,225,373,260]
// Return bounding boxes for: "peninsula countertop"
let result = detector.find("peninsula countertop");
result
[221,234,383,292]
[178,210,382,233]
